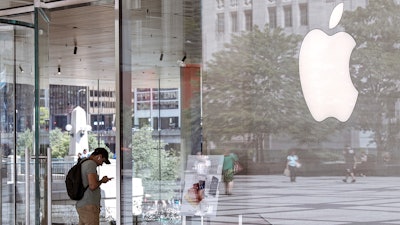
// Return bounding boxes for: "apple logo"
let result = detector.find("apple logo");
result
[299,3,358,122]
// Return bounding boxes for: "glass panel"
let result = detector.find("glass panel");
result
[16,24,34,225]
[122,0,400,224]
[41,2,117,224]
[36,7,49,225]
[0,23,16,225]
[16,24,35,225]
[2,0,400,224]
[0,20,34,225]
[120,0,188,223]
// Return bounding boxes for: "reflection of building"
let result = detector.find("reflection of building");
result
[134,88,181,145]
[49,84,115,131]
[134,88,180,130]
[203,0,370,150]
[204,0,367,64]
[49,85,87,129]
[48,84,182,147]
[0,83,34,133]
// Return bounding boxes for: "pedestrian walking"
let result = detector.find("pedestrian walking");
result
[342,145,356,183]
[222,149,239,195]
[287,150,300,182]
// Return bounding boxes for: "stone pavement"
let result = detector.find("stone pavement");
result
[49,175,400,224]
[186,175,400,225]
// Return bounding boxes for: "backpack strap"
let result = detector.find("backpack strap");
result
[77,157,90,165]
[79,158,91,190]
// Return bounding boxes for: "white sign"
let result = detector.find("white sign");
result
[181,155,224,217]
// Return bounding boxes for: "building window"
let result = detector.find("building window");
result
[217,13,225,34]
[268,7,277,28]
[244,10,252,31]
[231,12,238,33]
[300,3,308,26]
[283,5,292,27]
[153,117,179,130]
[137,102,150,110]
[216,0,224,9]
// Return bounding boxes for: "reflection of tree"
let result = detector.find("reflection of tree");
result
[49,128,69,158]
[203,26,338,162]
[131,127,180,181]
[342,0,400,162]
[17,129,33,156]
[131,127,181,200]
[48,129,109,159]
[39,107,49,130]
[88,134,110,153]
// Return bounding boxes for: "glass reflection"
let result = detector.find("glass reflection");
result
[0,22,34,225]
[1,0,400,224]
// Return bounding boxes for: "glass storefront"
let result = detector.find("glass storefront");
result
[1,0,400,224]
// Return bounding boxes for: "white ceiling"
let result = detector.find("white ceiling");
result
[48,3,115,85]
[0,0,184,89]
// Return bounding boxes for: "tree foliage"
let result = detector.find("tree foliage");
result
[203,25,341,160]
[204,26,301,139]
[342,0,400,157]
[39,107,49,129]
[49,129,110,159]
[88,134,110,154]
[49,128,70,158]
[16,129,34,156]
[131,127,180,181]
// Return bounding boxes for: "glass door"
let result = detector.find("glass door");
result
[0,19,35,225]
[35,7,50,225]
[118,1,202,223]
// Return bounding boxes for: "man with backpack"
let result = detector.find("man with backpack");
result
[75,147,113,225]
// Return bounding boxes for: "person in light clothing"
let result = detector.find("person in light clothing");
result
[287,150,300,182]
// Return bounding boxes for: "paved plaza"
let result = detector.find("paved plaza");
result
[187,175,400,225]
[49,174,400,225]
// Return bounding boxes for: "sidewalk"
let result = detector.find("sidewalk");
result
[50,175,400,224]
[187,175,400,225]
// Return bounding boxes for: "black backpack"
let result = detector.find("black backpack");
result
[65,158,89,200]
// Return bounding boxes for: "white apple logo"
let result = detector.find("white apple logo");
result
[299,3,358,122]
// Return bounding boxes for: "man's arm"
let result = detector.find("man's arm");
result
[87,173,112,190]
